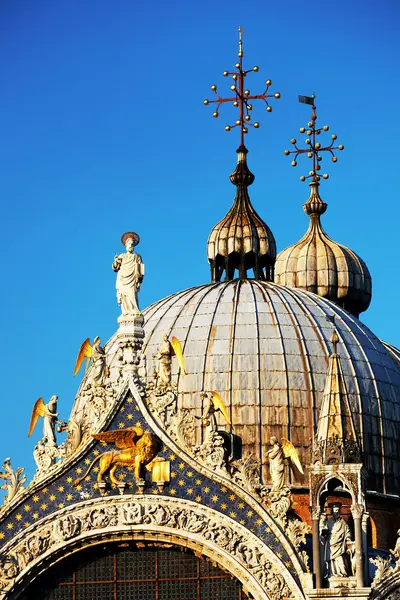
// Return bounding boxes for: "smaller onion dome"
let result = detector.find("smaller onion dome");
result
[207,146,276,282]
[275,181,371,317]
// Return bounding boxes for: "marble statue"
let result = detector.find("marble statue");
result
[112,232,144,316]
[153,335,173,387]
[28,396,59,447]
[267,437,285,491]
[320,504,353,578]
[91,337,107,385]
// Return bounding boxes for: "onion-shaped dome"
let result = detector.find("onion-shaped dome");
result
[140,279,400,495]
[207,146,276,282]
[274,181,371,318]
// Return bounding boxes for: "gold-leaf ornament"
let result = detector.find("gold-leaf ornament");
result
[281,438,304,474]
[171,336,186,375]
[210,391,231,425]
[28,398,46,437]
[73,338,93,376]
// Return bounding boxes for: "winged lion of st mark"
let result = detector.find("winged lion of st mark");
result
[74,426,161,486]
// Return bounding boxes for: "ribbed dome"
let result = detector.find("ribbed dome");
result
[275,182,372,318]
[207,146,276,282]
[142,279,400,495]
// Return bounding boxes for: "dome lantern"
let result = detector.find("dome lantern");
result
[204,27,279,282]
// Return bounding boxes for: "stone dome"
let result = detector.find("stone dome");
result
[275,182,372,318]
[142,279,400,495]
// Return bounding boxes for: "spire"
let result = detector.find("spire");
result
[312,329,361,464]
[204,27,279,282]
[275,96,372,317]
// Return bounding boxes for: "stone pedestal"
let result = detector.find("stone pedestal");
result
[307,587,371,600]
[329,576,357,589]
[115,313,146,379]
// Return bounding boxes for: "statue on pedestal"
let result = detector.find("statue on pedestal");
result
[112,232,144,316]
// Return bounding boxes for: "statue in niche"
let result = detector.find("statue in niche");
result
[320,503,353,578]
[112,231,144,316]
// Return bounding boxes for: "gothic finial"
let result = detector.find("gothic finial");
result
[284,95,344,183]
[204,27,280,147]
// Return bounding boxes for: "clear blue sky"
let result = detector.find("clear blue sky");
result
[0,0,399,484]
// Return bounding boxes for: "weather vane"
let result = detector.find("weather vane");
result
[284,94,344,182]
[204,26,280,147]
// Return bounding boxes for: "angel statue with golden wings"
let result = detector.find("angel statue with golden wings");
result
[28,396,59,447]
[267,436,304,491]
[153,335,185,388]
[200,391,231,431]
[73,336,106,386]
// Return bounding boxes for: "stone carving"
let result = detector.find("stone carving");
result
[77,384,116,442]
[370,530,400,591]
[286,516,311,570]
[19,530,51,568]
[231,454,262,495]
[193,430,229,477]
[265,488,293,529]
[320,503,354,579]
[0,458,26,506]
[176,408,195,448]
[74,427,161,485]
[392,529,400,563]
[113,232,144,317]
[60,419,82,457]
[53,514,81,543]
[312,436,361,465]
[0,554,19,590]
[0,496,299,600]
[84,505,118,530]
[33,437,65,480]
[116,338,146,382]
[370,556,398,589]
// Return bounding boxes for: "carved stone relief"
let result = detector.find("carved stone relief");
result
[0,496,302,600]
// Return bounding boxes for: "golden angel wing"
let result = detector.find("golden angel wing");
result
[171,336,186,375]
[91,426,144,449]
[28,397,46,437]
[281,438,304,474]
[73,338,93,376]
[210,391,231,425]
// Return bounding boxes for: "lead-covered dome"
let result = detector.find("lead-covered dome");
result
[142,279,400,495]
[275,182,372,317]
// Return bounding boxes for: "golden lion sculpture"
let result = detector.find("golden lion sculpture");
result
[74,426,161,486]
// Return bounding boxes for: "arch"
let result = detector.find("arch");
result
[0,496,305,600]
[18,542,246,599]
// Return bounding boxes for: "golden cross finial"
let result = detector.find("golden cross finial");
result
[284,95,344,182]
[204,27,280,147]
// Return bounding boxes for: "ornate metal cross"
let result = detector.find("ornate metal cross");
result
[204,27,280,147]
[284,95,344,182]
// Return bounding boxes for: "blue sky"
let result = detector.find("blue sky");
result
[0,0,399,483]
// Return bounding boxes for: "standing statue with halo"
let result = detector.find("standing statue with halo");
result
[112,232,144,317]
